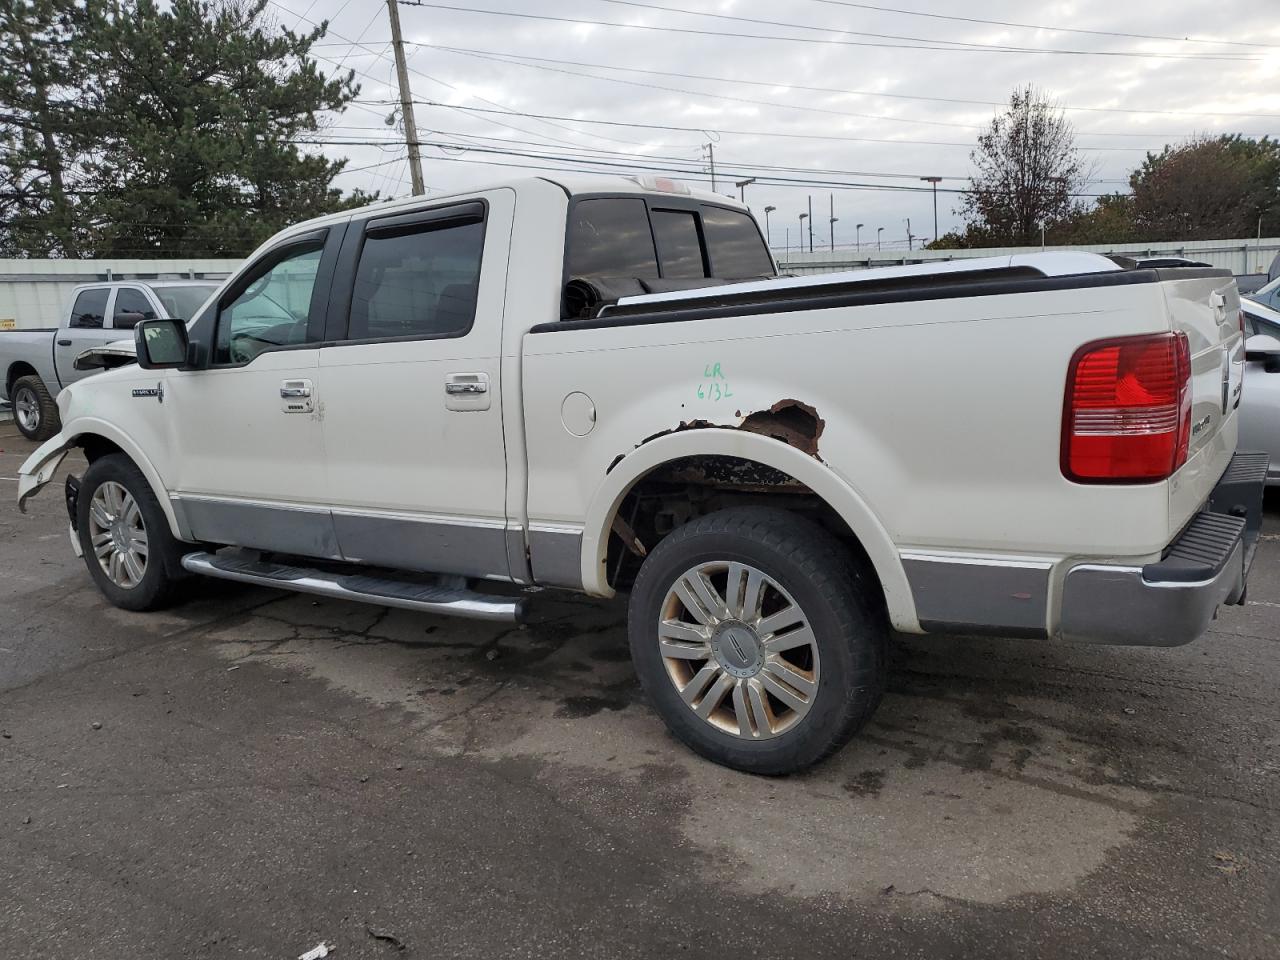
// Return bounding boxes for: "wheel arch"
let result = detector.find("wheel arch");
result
[62,419,183,540]
[7,361,38,395]
[580,428,919,633]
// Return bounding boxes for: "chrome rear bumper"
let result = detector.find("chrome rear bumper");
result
[1058,451,1268,646]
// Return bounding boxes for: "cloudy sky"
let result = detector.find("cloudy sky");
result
[268,0,1280,252]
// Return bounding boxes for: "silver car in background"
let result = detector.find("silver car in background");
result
[1241,299,1280,485]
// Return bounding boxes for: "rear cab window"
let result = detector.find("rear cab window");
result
[346,214,485,342]
[563,195,773,317]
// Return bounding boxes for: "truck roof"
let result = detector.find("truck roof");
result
[258,174,748,248]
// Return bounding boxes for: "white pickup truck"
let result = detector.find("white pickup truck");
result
[1,280,218,440]
[16,175,1266,774]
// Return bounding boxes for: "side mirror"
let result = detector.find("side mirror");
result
[134,318,189,370]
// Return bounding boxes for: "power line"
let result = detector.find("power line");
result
[590,0,1260,60]
[364,46,1273,142]
[364,42,1280,123]
[396,1,1259,61]
[803,0,1278,50]
[297,135,1121,197]
[267,0,664,152]
[356,99,1168,153]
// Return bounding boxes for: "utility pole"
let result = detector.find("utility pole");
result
[876,227,884,251]
[735,177,756,202]
[855,223,863,250]
[807,195,814,253]
[828,193,838,251]
[763,205,776,245]
[387,0,424,196]
[704,143,718,193]
[920,176,941,242]
[905,218,913,251]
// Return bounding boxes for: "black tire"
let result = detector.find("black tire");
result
[11,374,59,441]
[75,453,185,611]
[628,506,887,775]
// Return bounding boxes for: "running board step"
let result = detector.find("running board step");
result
[181,551,524,623]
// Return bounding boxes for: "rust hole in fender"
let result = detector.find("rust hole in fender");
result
[737,399,825,459]
[623,400,826,468]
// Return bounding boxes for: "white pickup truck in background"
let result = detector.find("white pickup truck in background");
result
[1,280,217,440]
[16,174,1265,774]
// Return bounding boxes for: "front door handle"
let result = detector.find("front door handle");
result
[57,339,72,346]
[444,372,491,411]
[280,378,315,413]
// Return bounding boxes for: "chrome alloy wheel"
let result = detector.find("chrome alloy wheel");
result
[658,561,820,739]
[87,481,149,589]
[13,386,39,433]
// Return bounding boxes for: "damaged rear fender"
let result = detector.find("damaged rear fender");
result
[579,427,921,633]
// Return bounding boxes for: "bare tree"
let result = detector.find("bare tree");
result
[960,85,1088,247]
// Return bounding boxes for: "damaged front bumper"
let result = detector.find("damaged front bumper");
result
[16,434,71,514]
[1058,451,1268,646]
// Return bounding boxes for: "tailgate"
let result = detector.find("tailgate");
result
[1162,270,1244,532]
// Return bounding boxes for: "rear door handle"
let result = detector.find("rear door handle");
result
[280,385,312,399]
[57,339,72,346]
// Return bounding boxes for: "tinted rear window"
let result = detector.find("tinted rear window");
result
[702,206,774,278]
[347,219,484,341]
[566,198,658,279]
[651,209,707,279]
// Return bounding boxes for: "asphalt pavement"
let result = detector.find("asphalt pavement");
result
[0,421,1276,959]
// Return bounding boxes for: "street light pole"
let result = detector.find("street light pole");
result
[877,227,883,251]
[920,176,941,241]
[855,223,863,250]
[763,205,776,245]
[905,218,913,251]
[735,177,756,202]
[798,213,809,256]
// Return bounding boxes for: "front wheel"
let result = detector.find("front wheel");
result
[76,453,184,611]
[628,506,887,775]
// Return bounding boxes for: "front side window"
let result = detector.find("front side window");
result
[69,288,108,329]
[651,209,707,279]
[347,219,485,341]
[566,198,659,280]
[215,244,322,364]
[702,206,774,278]
[112,288,157,328]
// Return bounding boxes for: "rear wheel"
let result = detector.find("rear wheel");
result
[76,454,184,611]
[11,375,59,441]
[628,506,887,775]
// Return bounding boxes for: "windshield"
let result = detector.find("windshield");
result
[152,284,218,321]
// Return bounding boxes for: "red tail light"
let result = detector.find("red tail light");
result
[1062,332,1192,483]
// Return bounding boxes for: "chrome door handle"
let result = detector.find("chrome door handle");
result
[445,381,487,395]
[280,385,312,399]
